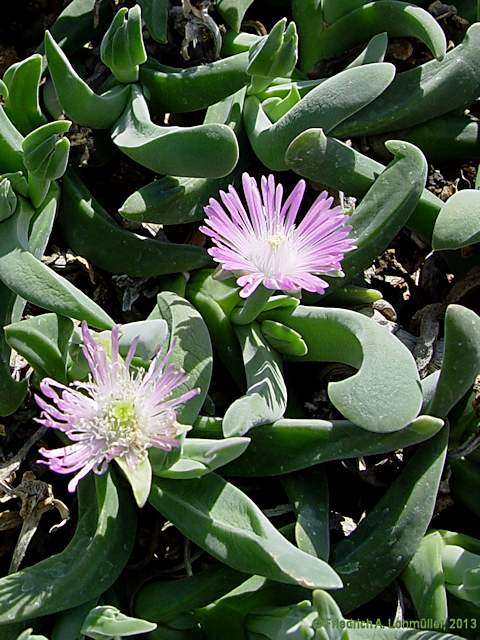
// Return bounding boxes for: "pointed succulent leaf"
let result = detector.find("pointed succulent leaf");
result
[259,305,422,433]
[243,62,395,170]
[149,292,213,425]
[427,305,480,418]
[332,23,480,137]
[22,120,71,207]
[316,1,446,64]
[401,531,448,624]
[60,171,209,277]
[245,600,318,639]
[116,456,152,509]
[285,129,440,243]
[0,473,136,624]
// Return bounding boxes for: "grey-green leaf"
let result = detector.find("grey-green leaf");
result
[149,472,342,590]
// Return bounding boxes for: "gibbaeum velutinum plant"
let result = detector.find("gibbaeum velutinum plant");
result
[35,322,199,493]
[200,172,355,298]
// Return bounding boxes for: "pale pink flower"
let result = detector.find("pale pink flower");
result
[35,322,199,492]
[200,173,355,298]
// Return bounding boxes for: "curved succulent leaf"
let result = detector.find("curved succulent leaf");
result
[427,305,480,419]
[44,30,130,129]
[149,291,213,425]
[259,305,423,433]
[332,427,448,613]
[332,23,480,137]
[243,62,395,170]
[149,472,343,590]
[140,53,250,114]
[316,1,446,64]
[22,120,71,207]
[285,128,441,242]
[0,196,113,329]
[432,190,480,251]
[223,322,287,437]
[60,170,210,276]
[112,85,239,178]
[2,55,46,135]
[324,140,427,292]
[193,415,443,476]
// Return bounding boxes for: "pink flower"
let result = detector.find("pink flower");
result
[35,322,199,492]
[200,173,355,298]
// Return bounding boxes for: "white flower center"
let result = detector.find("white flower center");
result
[247,227,298,277]
[268,232,287,251]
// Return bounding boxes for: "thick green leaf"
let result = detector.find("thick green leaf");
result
[60,171,209,277]
[3,54,46,135]
[44,31,130,129]
[0,472,136,623]
[140,54,250,114]
[331,428,448,612]
[186,270,245,390]
[283,468,330,560]
[316,1,446,63]
[5,313,74,383]
[81,605,156,638]
[135,565,246,623]
[0,198,113,329]
[112,85,239,178]
[427,305,480,418]
[100,6,147,83]
[116,456,152,508]
[432,190,480,251]
[223,323,287,437]
[259,305,423,433]
[149,472,342,590]
[346,32,388,68]
[321,140,427,293]
[192,415,443,476]
[152,438,250,479]
[401,114,480,164]
[402,532,448,624]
